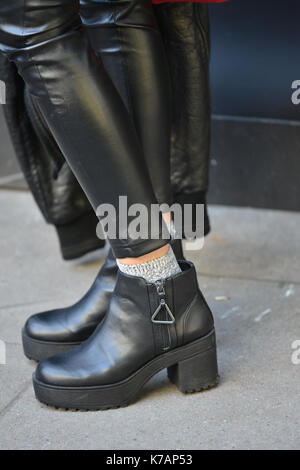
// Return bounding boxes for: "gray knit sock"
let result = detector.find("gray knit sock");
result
[117,245,181,283]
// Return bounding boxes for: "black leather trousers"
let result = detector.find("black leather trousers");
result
[0,0,171,258]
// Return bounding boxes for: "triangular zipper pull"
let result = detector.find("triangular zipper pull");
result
[151,281,175,324]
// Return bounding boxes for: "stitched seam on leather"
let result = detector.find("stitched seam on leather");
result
[161,281,171,351]
[147,285,157,357]
[163,279,172,351]
[26,90,64,166]
[18,0,53,209]
[172,277,178,347]
[23,90,54,217]
[182,293,199,345]
[21,53,51,217]
[114,12,135,122]
[2,61,49,218]
[150,285,161,356]
[194,5,209,66]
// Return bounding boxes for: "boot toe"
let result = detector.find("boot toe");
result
[24,310,71,342]
[35,354,72,387]
[24,313,53,341]
[34,345,91,387]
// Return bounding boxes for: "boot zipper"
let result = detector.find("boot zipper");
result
[151,281,175,325]
[151,280,175,351]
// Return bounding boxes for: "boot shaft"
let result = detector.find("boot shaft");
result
[113,260,214,355]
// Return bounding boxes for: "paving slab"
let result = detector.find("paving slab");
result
[0,190,105,308]
[190,205,300,284]
[0,276,299,450]
[0,109,26,189]
[0,343,32,413]
[0,190,299,450]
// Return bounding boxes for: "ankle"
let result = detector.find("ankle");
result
[117,243,169,266]
[117,245,181,283]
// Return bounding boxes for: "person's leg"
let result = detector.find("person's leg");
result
[23,87,106,260]
[80,0,172,208]
[0,0,167,259]
[15,0,181,361]
[0,0,217,407]
[81,0,182,255]
[18,0,174,254]
[154,2,211,236]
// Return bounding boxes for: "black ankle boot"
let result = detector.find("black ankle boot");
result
[33,261,218,410]
[22,240,184,361]
[22,250,117,361]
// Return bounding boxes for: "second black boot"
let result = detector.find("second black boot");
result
[22,250,117,361]
[33,260,218,410]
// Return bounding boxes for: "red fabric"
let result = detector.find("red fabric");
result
[152,0,226,4]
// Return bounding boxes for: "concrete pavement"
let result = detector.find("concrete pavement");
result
[0,189,299,449]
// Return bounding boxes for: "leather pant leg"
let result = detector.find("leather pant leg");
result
[154,3,211,203]
[0,0,168,258]
[80,0,172,207]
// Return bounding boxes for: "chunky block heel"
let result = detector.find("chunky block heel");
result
[168,339,219,394]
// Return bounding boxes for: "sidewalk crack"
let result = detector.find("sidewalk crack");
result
[0,381,32,420]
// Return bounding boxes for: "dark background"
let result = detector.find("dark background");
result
[208,0,300,211]
[210,0,299,120]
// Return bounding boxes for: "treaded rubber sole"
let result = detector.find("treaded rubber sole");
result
[33,329,219,410]
[22,328,81,362]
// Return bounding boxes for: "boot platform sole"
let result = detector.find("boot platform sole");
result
[22,328,81,362]
[32,329,218,410]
